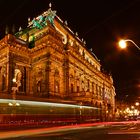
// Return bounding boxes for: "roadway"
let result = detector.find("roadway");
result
[1,121,140,140]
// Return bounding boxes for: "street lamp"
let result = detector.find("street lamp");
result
[131,105,134,109]
[135,102,139,106]
[118,39,140,51]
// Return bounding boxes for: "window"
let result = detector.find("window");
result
[71,84,74,93]
[92,82,94,93]
[77,86,79,92]
[54,69,60,94]
[54,81,59,93]
[2,75,6,91]
[87,79,90,91]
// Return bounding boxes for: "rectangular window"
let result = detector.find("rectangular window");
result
[71,84,73,93]
[77,86,79,92]
[92,82,94,93]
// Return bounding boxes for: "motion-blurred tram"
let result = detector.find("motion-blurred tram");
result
[0,99,100,127]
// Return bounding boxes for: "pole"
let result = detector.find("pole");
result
[124,39,140,51]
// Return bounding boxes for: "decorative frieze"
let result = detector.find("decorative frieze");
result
[10,53,29,64]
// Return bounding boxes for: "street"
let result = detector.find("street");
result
[1,121,140,140]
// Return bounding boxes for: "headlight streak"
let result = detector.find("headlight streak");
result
[0,99,99,109]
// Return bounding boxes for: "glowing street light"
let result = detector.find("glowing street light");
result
[135,102,139,106]
[119,40,127,49]
[118,39,140,51]
[131,105,134,109]
[12,78,16,83]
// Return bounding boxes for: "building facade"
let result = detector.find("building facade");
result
[0,5,115,121]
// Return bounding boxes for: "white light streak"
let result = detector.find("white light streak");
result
[0,99,98,109]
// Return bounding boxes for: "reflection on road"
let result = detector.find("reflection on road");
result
[1,121,140,140]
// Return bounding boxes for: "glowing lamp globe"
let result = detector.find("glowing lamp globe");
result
[119,40,127,49]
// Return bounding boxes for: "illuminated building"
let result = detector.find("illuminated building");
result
[0,4,115,121]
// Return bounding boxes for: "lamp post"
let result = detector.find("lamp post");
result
[118,39,140,51]
[118,39,140,120]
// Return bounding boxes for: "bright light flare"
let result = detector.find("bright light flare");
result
[131,106,134,109]
[118,40,127,49]
[12,78,16,82]
[15,102,20,106]
[8,102,13,106]
[135,102,139,106]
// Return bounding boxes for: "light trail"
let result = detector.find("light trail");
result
[0,99,98,109]
[0,121,140,139]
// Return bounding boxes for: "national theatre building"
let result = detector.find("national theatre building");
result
[0,5,115,121]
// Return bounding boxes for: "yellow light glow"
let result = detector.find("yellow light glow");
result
[134,109,138,114]
[135,102,139,106]
[118,40,127,49]
[126,107,130,112]
[15,102,20,106]
[8,102,13,106]
[12,78,16,82]
[131,106,134,109]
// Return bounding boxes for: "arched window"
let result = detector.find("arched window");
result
[54,80,59,93]
[37,80,41,92]
[87,79,90,91]
[54,69,60,95]
[2,75,6,91]
[71,83,74,93]
[77,86,79,93]
[92,82,94,94]
[54,69,59,76]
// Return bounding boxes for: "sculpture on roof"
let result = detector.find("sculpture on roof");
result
[32,15,46,29]
[29,3,56,29]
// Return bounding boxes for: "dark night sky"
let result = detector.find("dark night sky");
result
[0,0,140,102]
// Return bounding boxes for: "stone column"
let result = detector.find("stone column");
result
[8,53,15,94]
[45,53,51,97]
[25,67,29,95]
[45,61,51,97]
[5,63,9,92]
[62,44,69,97]
[29,66,33,95]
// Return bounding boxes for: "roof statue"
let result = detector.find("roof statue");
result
[28,3,56,29]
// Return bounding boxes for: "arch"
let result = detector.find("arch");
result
[2,75,6,91]
[54,69,59,76]
[54,80,59,94]
[95,101,98,107]
[54,68,60,95]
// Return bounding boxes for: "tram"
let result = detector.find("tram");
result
[0,99,100,127]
